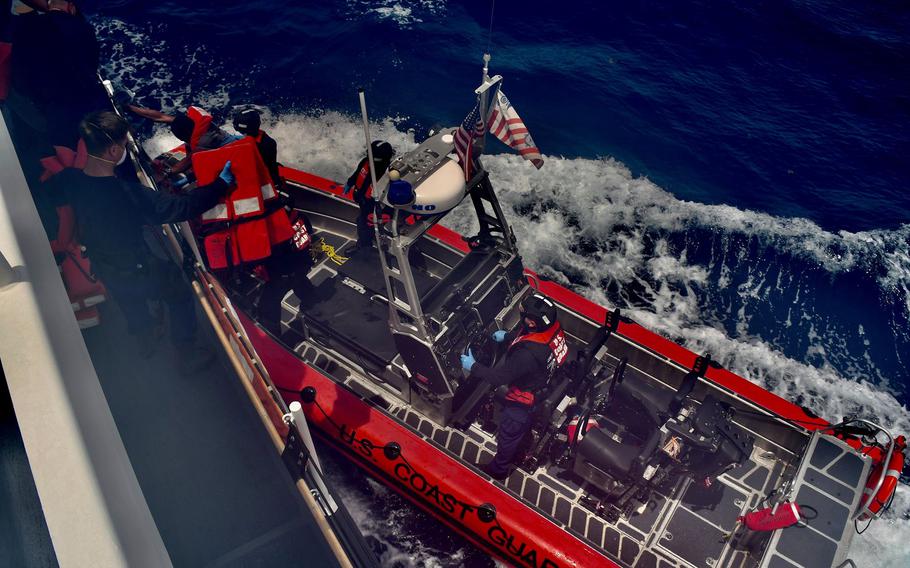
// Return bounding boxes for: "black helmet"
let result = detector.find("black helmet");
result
[233,107,261,137]
[371,140,395,162]
[520,293,558,331]
[170,112,194,143]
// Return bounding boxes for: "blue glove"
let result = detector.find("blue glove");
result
[492,330,507,343]
[343,182,352,195]
[460,348,476,372]
[219,160,235,185]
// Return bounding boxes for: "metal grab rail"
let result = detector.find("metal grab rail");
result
[831,418,897,520]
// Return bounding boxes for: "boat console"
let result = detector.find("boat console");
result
[365,131,530,420]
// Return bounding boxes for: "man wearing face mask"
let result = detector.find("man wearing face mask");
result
[461,293,569,480]
[51,111,233,369]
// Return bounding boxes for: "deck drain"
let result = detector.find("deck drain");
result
[707,558,717,567]
[662,532,673,541]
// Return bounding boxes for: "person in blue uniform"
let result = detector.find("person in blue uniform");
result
[343,140,395,250]
[51,111,233,370]
[461,294,568,480]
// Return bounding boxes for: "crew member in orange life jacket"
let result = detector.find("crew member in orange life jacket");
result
[232,107,281,187]
[343,140,395,250]
[461,294,569,480]
[123,102,241,175]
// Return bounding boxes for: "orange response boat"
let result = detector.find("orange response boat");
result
[143,73,906,568]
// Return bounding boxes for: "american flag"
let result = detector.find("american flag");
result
[453,100,486,180]
[487,90,544,169]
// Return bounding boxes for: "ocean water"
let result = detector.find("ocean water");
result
[80,1,909,565]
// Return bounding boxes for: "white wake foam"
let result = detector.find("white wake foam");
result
[343,0,448,27]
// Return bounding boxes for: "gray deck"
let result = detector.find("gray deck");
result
[81,293,341,567]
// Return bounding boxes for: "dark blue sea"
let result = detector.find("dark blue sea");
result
[80,1,909,565]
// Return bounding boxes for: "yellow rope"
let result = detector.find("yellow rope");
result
[317,238,348,266]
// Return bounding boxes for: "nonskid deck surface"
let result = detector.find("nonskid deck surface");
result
[231,222,791,568]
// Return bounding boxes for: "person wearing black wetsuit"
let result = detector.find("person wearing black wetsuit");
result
[343,140,395,250]
[49,111,233,370]
[461,294,569,480]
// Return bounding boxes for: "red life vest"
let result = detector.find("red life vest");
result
[38,145,107,323]
[354,162,374,199]
[39,140,89,182]
[193,139,307,269]
[504,322,568,406]
[0,42,11,102]
[186,106,214,152]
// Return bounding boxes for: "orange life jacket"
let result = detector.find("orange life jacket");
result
[38,144,107,322]
[39,140,89,182]
[504,322,568,406]
[193,139,306,269]
[186,106,214,152]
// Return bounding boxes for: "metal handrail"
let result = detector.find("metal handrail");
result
[834,418,896,520]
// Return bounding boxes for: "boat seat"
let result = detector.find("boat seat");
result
[612,368,699,424]
[576,425,661,479]
[534,371,572,424]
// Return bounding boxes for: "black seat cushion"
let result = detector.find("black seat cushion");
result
[577,426,661,478]
[618,379,674,413]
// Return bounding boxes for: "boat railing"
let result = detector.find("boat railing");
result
[833,417,896,521]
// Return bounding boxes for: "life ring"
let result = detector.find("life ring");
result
[858,436,906,520]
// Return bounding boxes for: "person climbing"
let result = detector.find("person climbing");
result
[461,293,569,480]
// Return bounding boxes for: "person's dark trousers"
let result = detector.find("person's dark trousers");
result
[95,257,196,344]
[258,244,316,334]
[355,195,376,247]
[487,404,533,478]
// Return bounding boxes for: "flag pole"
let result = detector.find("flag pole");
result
[479,54,491,151]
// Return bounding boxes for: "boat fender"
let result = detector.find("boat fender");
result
[383,442,402,461]
[300,386,317,404]
[859,435,906,520]
[476,503,497,523]
[741,502,801,531]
